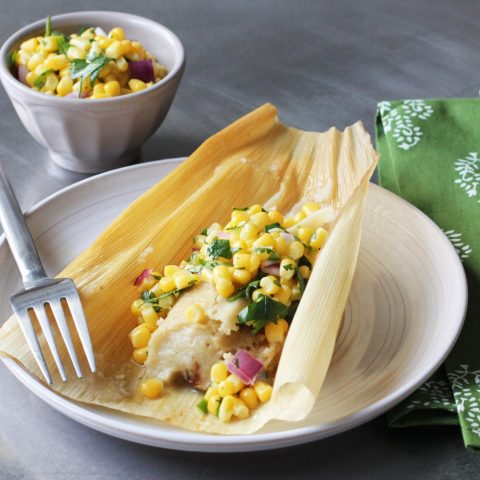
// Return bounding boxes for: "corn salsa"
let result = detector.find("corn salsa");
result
[129,202,330,422]
[11,16,168,98]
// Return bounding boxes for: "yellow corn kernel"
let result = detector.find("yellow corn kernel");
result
[232,268,252,285]
[42,73,58,93]
[174,272,198,290]
[274,236,288,255]
[210,362,228,383]
[240,387,259,410]
[260,275,281,295]
[98,36,114,49]
[27,53,44,71]
[20,38,39,52]
[67,46,86,60]
[109,27,126,40]
[204,386,219,401]
[105,40,124,59]
[93,83,105,95]
[215,278,235,298]
[155,63,168,79]
[248,253,262,273]
[25,72,36,87]
[126,50,143,62]
[201,268,214,284]
[228,374,245,392]
[297,227,315,243]
[287,241,305,260]
[268,210,284,225]
[228,228,241,242]
[252,288,268,302]
[247,204,262,215]
[208,394,222,414]
[265,320,286,343]
[120,39,132,54]
[231,210,249,223]
[133,347,148,364]
[70,37,91,51]
[129,325,151,348]
[253,233,275,248]
[278,318,289,333]
[80,27,95,39]
[213,265,232,281]
[231,239,247,251]
[55,75,72,96]
[283,217,295,229]
[128,78,147,92]
[302,202,320,216]
[42,36,58,52]
[291,285,302,301]
[240,221,259,241]
[163,265,179,277]
[140,378,163,399]
[254,381,273,403]
[280,276,295,288]
[293,211,306,224]
[59,66,70,78]
[141,306,158,331]
[186,303,206,324]
[233,253,250,269]
[218,395,236,422]
[250,212,270,230]
[310,227,328,249]
[279,258,296,280]
[115,56,129,72]
[298,265,311,279]
[131,299,145,315]
[233,398,250,419]
[159,276,176,292]
[273,285,291,305]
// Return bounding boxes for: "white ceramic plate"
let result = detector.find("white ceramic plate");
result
[0,159,467,452]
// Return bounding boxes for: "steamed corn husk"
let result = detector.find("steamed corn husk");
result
[0,104,378,434]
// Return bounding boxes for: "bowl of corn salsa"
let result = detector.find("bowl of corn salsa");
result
[0,11,185,173]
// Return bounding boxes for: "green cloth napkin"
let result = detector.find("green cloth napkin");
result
[376,98,480,450]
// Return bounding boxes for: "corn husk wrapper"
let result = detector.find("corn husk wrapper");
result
[0,104,378,434]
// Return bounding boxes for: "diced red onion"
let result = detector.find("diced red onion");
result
[192,247,200,252]
[128,59,155,83]
[17,65,28,85]
[217,231,230,240]
[260,260,280,276]
[227,350,263,385]
[280,232,294,243]
[134,268,153,286]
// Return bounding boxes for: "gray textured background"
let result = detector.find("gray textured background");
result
[1,0,480,478]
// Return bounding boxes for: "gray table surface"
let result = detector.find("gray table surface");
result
[1,0,480,478]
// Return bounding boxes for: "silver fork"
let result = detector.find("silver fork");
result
[0,163,95,384]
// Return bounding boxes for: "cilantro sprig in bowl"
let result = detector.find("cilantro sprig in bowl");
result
[0,11,185,173]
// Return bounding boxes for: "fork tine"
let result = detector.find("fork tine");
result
[13,308,52,384]
[66,294,96,373]
[49,301,83,378]
[33,306,67,382]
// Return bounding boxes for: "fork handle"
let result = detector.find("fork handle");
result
[0,162,48,289]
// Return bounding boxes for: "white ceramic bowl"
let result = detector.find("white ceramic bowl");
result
[0,11,185,173]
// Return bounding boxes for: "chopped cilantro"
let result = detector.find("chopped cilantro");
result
[45,16,51,37]
[8,51,17,68]
[286,301,299,321]
[282,263,294,271]
[206,239,232,260]
[53,32,70,55]
[215,397,222,416]
[196,399,208,414]
[200,228,208,235]
[265,222,287,233]
[295,267,306,294]
[237,295,288,334]
[70,54,113,97]
[233,207,249,211]
[298,255,312,268]
[253,247,280,261]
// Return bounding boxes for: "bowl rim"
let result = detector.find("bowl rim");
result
[0,10,185,104]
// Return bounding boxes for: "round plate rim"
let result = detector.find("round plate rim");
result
[0,158,468,452]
